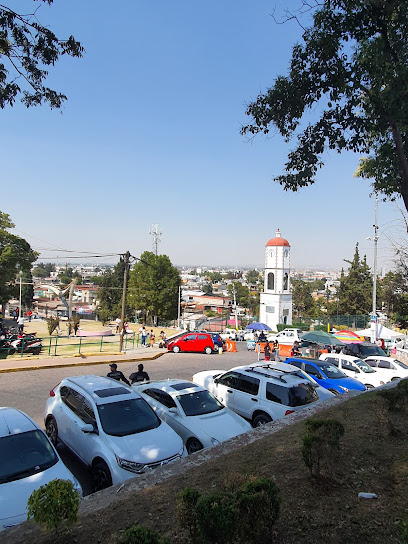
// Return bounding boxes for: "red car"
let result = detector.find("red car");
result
[167,333,215,355]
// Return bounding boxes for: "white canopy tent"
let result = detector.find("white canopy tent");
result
[355,324,405,340]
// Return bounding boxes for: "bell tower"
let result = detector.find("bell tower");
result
[259,229,293,331]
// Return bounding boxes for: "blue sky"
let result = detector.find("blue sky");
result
[2,1,405,271]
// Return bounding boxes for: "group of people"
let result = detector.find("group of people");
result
[107,362,150,384]
[263,340,280,361]
[138,326,167,348]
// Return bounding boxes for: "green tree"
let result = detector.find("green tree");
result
[97,259,127,320]
[0,211,37,306]
[291,278,316,317]
[241,0,408,213]
[32,265,47,278]
[227,282,250,307]
[128,252,181,325]
[246,269,261,284]
[0,2,83,109]
[202,281,213,295]
[337,244,373,314]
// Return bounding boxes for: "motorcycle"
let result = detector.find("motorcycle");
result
[8,335,43,355]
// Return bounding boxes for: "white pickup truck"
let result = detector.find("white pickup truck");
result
[267,328,303,345]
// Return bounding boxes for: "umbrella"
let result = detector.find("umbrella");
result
[245,322,271,331]
[300,330,344,346]
[332,330,363,344]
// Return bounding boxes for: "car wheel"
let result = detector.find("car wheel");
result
[204,346,212,355]
[173,345,180,353]
[252,413,272,428]
[92,461,112,491]
[186,438,204,454]
[45,416,58,446]
[391,377,400,381]
[366,384,375,389]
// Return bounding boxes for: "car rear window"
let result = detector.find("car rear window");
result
[266,382,318,407]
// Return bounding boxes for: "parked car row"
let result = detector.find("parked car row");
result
[5,349,405,533]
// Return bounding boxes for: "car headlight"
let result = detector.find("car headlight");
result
[211,437,220,446]
[116,456,145,473]
[338,386,349,392]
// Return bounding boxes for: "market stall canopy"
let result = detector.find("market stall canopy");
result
[332,330,363,344]
[245,322,271,331]
[355,325,405,340]
[301,330,344,346]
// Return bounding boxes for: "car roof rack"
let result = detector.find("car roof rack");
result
[246,364,307,383]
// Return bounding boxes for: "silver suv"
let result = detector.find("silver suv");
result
[45,375,185,491]
[193,363,321,427]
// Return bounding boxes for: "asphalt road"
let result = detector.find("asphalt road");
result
[1,343,260,495]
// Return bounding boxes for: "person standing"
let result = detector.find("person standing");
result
[17,315,24,334]
[129,363,150,384]
[74,322,79,336]
[115,317,121,333]
[27,310,32,322]
[149,329,155,348]
[107,363,130,385]
[139,325,147,346]
[264,341,271,361]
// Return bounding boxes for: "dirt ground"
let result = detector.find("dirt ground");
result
[7,388,408,544]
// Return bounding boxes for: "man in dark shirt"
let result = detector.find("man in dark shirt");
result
[107,363,130,385]
[129,363,150,384]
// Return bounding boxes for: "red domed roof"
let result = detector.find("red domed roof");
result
[266,229,290,247]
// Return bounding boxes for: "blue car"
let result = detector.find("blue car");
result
[284,357,367,394]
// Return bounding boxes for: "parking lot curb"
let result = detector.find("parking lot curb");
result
[0,352,165,374]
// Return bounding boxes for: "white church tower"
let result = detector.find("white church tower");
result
[259,229,293,331]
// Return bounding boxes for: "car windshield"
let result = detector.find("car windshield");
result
[97,398,160,437]
[177,390,224,416]
[395,360,408,369]
[318,363,347,379]
[359,345,386,357]
[0,430,58,483]
[354,359,375,373]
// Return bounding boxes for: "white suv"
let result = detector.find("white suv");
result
[193,363,322,427]
[319,353,385,388]
[45,376,185,491]
[267,328,303,344]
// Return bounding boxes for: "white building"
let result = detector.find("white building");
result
[259,229,293,331]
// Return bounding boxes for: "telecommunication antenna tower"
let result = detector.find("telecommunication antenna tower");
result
[149,224,162,256]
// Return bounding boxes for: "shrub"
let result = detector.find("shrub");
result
[379,379,408,412]
[118,525,171,544]
[176,487,200,539]
[177,477,281,543]
[301,418,345,478]
[194,490,238,544]
[27,478,80,533]
[236,477,281,543]
[46,316,60,336]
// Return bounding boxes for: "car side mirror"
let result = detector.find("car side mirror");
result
[213,378,219,384]
[316,374,324,380]
[168,407,178,415]
[81,423,96,434]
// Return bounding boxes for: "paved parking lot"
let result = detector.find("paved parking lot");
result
[1,342,262,495]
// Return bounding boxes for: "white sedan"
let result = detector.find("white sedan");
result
[363,356,408,381]
[0,407,81,532]
[133,380,252,454]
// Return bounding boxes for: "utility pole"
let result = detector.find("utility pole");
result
[119,251,130,352]
[370,193,379,343]
[232,284,239,329]
[149,224,162,256]
[177,285,181,329]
